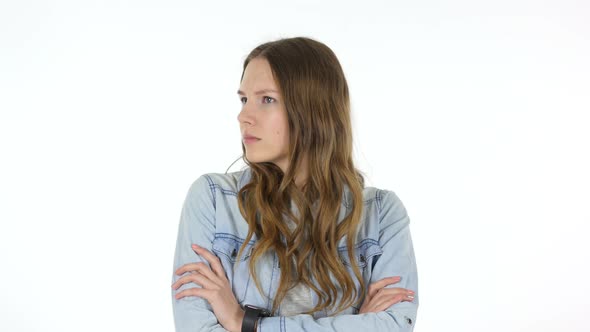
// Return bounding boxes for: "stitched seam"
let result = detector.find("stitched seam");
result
[218,186,239,196]
[376,189,384,214]
[336,238,379,251]
[340,252,382,268]
[337,239,382,268]
[267,254,275,309]
[214,232,256,245]
[204,174,216,209]
[211,249,232,260]
[213,181,377,207]
[240,267,250,303]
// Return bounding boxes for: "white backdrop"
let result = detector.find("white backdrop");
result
[1,1,588,331]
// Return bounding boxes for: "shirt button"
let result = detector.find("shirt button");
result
[405,317,412,325]
[231,248,237,258]
[359,255,366,263]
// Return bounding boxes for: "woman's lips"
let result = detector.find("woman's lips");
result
[243,137,261,144]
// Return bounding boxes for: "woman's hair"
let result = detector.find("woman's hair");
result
[235,36,367,316]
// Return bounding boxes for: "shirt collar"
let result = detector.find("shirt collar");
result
[238,166,353,209]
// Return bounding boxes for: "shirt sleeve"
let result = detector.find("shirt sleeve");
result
[256,189,419,332]
[171,174,229,332]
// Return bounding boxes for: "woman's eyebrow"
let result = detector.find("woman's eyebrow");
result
[237,89,279,96]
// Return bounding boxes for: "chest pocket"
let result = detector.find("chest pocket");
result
[212,235,254,303]
[337,239,383,314]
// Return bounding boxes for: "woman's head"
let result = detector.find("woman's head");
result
[237,36,353,189]
[237,57,290,173]
[235,36,367,316]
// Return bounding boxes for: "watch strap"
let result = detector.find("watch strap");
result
[242,305,262,332]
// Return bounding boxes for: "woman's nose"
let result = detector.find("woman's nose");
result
[237,103,255,125]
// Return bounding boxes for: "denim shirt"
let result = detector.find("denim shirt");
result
[171,167,419,331]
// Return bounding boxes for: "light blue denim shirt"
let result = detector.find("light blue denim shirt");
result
[171,167,419,331]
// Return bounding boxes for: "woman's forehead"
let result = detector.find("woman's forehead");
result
[240,59,279,93]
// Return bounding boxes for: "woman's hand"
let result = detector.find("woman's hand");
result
[171,244,245,332]
[358,276,415,314]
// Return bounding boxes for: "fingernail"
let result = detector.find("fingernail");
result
[192,244,199,249]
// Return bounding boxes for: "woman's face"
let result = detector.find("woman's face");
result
[237,57,290,172]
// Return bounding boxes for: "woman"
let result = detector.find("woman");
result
[170,36,419,332]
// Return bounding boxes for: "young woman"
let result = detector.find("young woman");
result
[170,37,419,332]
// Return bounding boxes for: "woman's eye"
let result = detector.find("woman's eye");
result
[239,96,275,105]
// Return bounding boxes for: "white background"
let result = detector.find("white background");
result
[1,1,589,331]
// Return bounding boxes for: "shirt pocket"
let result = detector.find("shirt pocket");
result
[212,235,253,303]
[337,240,383,314]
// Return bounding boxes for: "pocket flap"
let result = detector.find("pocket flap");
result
[338,240,382,268]
[212,235,253,262]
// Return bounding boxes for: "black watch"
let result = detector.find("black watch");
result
[241,304,271,332]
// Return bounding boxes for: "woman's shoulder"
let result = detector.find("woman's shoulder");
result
[354,185,410,238]
[195,167,404,211]
[189,167,250,195]
[190,168,407,220]
[365,186,409,228]
[355,184,404,212]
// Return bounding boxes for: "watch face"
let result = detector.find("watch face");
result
[244,304,271,317]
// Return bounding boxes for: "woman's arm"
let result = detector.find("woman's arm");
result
[171,175,229,332]
[256,189,419,332]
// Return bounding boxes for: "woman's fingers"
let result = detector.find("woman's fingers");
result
[372,288,414,305]
[191,244,227,279]
[369,292,413,312]
[359,286,415,313]
[175,262,218,280]
[367,276,401,300]
[360,275,415,314]
[374,293,407,311]
[174,286,213,300]
[375,287,414,299]
[173,261,224,290]
[173,271,219,291]
[171,243,231,300]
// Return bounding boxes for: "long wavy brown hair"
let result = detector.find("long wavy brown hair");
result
[235,36,367,316]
